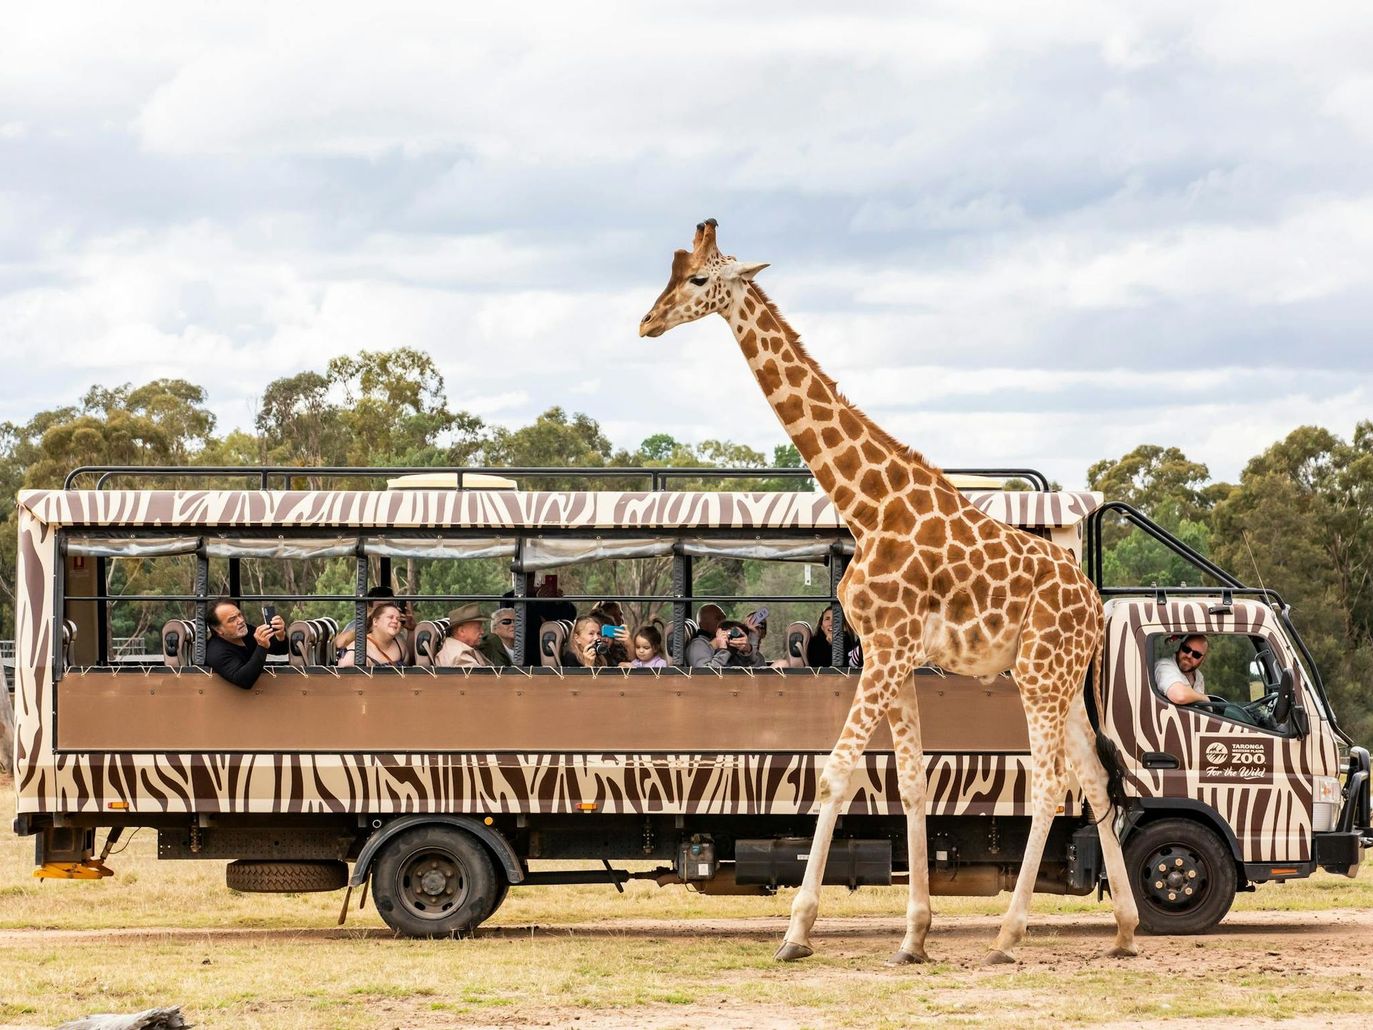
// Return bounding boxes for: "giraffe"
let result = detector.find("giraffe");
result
[638,219,1140,965]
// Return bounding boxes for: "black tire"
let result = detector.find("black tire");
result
[370,826,499,938]
[226,859,347,893]
[1125,818,1237,935]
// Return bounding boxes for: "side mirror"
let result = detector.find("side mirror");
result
[1291,705,1310,737]
[1272,668,1296,728]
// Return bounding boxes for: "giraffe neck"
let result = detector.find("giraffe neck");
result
[725,282,942,534]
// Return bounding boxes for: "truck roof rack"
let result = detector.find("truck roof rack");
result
[62,465,1053,492]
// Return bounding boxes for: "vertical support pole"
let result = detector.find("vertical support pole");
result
[379,556,393,592]
[53,537,66,683]
[95,555,109,667]
[830,545,847,668]
[672,548,693,666]
[192,543,209,666]
[353,545,368,668]
[512,542,527,667]
[228,557,242,607]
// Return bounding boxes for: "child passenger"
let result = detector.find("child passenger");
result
[624,624,668,668]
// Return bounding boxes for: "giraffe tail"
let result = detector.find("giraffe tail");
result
[1091,627,1129,815]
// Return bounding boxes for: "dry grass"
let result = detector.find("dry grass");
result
[2,776,1370,1028]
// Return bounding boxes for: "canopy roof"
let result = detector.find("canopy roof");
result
[20,487,1102,535]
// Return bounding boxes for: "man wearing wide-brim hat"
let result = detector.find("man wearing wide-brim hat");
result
[436,603,491,669]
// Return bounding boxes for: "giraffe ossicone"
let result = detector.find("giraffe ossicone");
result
[639,219,1141,965]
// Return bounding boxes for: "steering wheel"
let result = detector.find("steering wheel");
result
[1241,691,1280,729]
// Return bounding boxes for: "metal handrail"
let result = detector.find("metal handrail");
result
[63,464,1052,492]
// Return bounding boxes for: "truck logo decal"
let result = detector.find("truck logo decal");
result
[1200,736,1272,784]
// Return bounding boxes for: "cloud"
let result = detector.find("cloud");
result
[2,2,1371,490]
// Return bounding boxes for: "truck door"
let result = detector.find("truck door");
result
[1102,598,1340,866]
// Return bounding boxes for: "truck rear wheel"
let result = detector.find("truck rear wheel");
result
[370,825,499,938]
[1125,818,1236,935]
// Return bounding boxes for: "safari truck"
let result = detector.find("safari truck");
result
[10,465,1370,938]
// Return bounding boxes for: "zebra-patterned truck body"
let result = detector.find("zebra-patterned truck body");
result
[10,484,1366,934]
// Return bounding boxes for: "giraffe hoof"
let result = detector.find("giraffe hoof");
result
[982,949,1017,966]
[884,949,929,966]
[1106,944,1138,959]
[774,941,814,962]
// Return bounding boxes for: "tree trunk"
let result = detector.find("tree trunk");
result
[0,658,14,775]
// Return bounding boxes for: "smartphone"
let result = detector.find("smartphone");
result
[537,574,560,597]
[750,607,770,624]
[262,605,277,625]
[600,624,625,638]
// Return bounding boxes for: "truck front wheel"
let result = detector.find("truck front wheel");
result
[1125,818,1237,935]
[370,825,500,938]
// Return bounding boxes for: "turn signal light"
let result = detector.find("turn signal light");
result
[577,802,598,812]
[108,801,129,810]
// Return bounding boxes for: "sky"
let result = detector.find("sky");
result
[2,1,1371,489]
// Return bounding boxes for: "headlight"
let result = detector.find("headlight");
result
[1313,775,1342,832]
[1314,776,1342,805]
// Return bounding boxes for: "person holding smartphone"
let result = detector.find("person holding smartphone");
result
[205,598,288,689]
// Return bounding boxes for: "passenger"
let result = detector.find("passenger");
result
[335,586,416,661]
[689,618,767,669]
[338,602,410,668]
[479,607,516,668]
[807,606,860,668]
[563,615,608,669]
[589,600,631,665]
[517,575,577,662]
[1155,635,1209,705]
[684,604,728,667]
[623,624,668,669]
[434,604,492,669]
[205,598,288,689]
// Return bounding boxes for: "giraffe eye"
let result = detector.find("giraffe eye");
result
[689,276,708,286]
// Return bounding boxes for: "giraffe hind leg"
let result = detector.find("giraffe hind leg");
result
[1066,702,1140,957]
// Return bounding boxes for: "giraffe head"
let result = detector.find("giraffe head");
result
[639,219,769,337]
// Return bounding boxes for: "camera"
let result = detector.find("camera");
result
[727,627,746,640]
[593,638,610,656]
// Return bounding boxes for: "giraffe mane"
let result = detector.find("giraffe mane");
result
[746,282,942,478]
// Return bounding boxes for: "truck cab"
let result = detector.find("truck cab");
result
[1090,506,1370,934]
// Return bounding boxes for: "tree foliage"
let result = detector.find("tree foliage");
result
[1,354,1370,742]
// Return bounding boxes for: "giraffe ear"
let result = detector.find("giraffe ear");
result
[733,262,769,281]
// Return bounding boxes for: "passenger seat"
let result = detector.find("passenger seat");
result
[161,619,196,670]
[539,619,573,668]
[413,619,452,669]
[782,621,812,668]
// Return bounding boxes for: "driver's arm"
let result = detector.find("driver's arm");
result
[1166,679,1209,705]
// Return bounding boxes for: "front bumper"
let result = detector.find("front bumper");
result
[1319,745,1371,876]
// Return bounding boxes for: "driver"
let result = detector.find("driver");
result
[1156,634,1209,705]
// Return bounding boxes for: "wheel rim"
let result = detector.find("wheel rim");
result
[1138,840,1211,917]
[395,847,470,921]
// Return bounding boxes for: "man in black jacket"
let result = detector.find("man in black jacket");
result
[205,598,288,689]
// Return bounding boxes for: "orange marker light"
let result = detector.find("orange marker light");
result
[108,802,129,810]
[577,802,598,812]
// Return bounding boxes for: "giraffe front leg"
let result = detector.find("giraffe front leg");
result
[777,657,904,962]
[986,698,1068,965]
[885,684,932,966]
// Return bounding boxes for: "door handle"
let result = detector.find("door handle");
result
[1142,751,1179,769]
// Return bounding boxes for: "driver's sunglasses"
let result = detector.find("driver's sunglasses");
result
[1180,646,1206,660]
[495,618,515,626]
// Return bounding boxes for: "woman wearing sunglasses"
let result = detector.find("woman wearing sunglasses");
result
[1156,635,1210,705]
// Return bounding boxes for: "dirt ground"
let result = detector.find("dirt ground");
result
[3,907,1370,1029]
